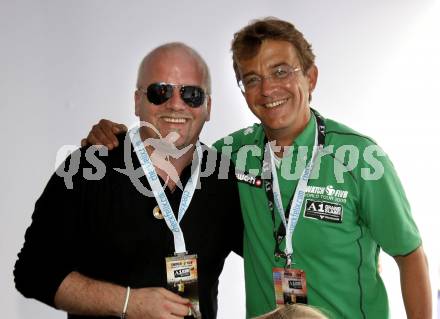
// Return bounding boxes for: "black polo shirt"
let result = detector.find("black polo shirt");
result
[14,134,243,318]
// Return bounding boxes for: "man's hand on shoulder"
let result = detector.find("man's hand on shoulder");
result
[81,119,127,150]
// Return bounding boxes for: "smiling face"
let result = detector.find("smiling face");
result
[135,46,211,150]
[237,39,317,144]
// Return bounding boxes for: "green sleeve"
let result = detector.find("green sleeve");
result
[212,138,224,152]
[358,146,421,256]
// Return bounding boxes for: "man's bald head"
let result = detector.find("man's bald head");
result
[136,42,211,94]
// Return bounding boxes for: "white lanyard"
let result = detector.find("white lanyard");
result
[269,119,320,267]
[130,129,202,254]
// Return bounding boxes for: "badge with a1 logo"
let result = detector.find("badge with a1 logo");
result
[166,254,201,318]
[273,268,308,305]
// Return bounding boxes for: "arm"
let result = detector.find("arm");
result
[55,271,190,319]
[357,143,431,318]
[394,246,431,319]
[14,151,189,319]
[81,119,127,150]
[14,155,81,307]
[228,160,244,258]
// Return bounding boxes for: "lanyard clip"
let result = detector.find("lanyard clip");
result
[285,254,292,269]
[175,251,188,257]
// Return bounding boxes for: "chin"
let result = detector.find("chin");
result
[174,139,194,150]
[262,120,287,131]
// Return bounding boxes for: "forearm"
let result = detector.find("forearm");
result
[55,272,191,318]
[54,271,126,317]
[395,246,432,319]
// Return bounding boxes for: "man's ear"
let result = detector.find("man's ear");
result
[134,90,141,116]
[307,65,318,93]
[205,95,212,122]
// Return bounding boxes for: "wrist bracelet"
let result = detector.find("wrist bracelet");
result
[121,286,130,319]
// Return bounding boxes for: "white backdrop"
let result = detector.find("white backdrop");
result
[1,0,439,318]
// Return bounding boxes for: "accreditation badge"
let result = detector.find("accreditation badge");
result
[273,267,308,305]
[166,254,201,318]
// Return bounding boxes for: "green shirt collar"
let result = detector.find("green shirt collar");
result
[293,112,316,148]
[253,112,317,150]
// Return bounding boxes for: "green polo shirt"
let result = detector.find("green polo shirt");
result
[213,111,421,319]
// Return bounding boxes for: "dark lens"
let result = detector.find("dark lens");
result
[180,86,205,107]
[146,83,173,105]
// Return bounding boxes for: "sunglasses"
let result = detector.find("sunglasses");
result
[140,82,207,108]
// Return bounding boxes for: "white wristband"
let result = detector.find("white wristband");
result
[121,286,130,319]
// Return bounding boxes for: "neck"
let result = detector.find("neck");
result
[151,146,196,192]
[264,108,311,158]
[140,130,196,191]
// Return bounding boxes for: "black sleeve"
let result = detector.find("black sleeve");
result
[14,150,84,308]
[226,160,244,258]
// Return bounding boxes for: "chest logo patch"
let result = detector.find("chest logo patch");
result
[235,172,263,188]
[304,199,343,223]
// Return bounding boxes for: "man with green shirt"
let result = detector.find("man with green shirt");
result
[83,17,431,319]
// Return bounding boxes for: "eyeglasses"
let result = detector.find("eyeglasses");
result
[139,82,207,108]
[238,65,301,93]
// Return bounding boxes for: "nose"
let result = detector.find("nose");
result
[165,87,186,111]
[260,77,277,97]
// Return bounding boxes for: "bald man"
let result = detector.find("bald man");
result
[14,43,243,319]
